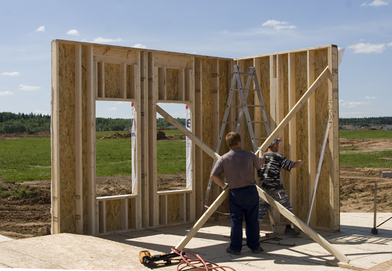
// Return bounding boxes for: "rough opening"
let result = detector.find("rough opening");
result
[156,103,190,191]
[95,101,133,197]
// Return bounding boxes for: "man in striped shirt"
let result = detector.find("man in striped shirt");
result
[258,138,303,236]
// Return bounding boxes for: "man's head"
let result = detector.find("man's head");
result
[226,132,241,148]
[268,138,282,152]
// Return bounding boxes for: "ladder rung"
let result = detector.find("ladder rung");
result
[239,72,254,76]
[251,121,268,124]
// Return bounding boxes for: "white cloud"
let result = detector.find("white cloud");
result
[67,29,80,36]
[107,107,118,111]
[1,71,20,76]
[93,37,122,43]
[0,91,13,96]
[361,0,389,6]
[262,20,297,30]
[339,100,370,108]
[348,43,386,53]
[388,42,392,46]
[133,43,146,48]
[365,96,377,99]
[35,26,45,32]
[19,84,40,91]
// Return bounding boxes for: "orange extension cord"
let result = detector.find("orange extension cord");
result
[171,248,236,271]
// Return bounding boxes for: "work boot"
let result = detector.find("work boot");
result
[284,227,300,236]
[226,247,241,255]
[252,246,264,253]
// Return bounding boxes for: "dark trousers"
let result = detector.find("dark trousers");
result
[229,185,260,252]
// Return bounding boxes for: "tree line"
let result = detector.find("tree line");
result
[0,112,186,134]
[339,117,392,127]
[1,112,391,134]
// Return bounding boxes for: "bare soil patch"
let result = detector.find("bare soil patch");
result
[0,134,391,239]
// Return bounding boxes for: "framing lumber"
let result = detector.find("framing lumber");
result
[51,40,339,236]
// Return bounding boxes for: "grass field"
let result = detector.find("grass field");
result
[339,129,392,139]
[1,129,392,182]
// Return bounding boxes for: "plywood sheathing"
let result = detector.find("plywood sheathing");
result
[313,49,330,228]
[294,51,310,221]
[51,40,339,235]
[201,59,214,205]
[58,43,77,233]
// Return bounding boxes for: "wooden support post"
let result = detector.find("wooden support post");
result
[75,44,83,234]
[51,40,60,234]
[99,201,106,234]
[86,45,96,235]
[121,199,128,230]
[288,52,298,209]
[328,46,340,230]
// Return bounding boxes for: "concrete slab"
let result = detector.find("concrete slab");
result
[0,213,391,270]
[0,235,13,243]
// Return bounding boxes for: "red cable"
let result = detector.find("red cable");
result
[171,248,236,271]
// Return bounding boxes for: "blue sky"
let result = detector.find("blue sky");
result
[0,0,391,119]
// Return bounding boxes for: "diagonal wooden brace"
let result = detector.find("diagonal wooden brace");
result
[257,186,349,263]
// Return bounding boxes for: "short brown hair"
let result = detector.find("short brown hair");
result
[226,132,241,148]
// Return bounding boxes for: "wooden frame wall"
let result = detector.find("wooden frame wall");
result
[51,40,339,235]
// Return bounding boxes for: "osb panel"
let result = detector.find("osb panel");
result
[93,47,139,65]
[82,45,90,233]
[154,53,193,70]
[167,194,180,223]
[258,57,271,150]
[58,43,76,233]
[218,60,230,155]
[201,59,214,197]
[294,51,310,220]
[126,65,135,99]
[105,63,121,98]
[105,200,122,231]
[314,49,331,227]
[166,68,179,100]
[279,54,291,191]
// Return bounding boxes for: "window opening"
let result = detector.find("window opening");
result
[95,101,133,196]
[156,103,190,191]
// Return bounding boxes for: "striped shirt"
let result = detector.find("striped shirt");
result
[259,152,294,189]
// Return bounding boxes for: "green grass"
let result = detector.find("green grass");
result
[157,139,186,174]
[0,130,186,183]
[2,129,390,184]
[340,130,392,139]
[0,138,51,182]
[96,137,133,176]
[340,150,392,168]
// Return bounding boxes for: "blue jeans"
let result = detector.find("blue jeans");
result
[229,185,260,252]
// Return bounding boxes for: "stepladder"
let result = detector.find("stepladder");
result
[204,64,271,218]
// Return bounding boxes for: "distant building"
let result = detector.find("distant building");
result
[340,125,354,130]
[383,125,392,131]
